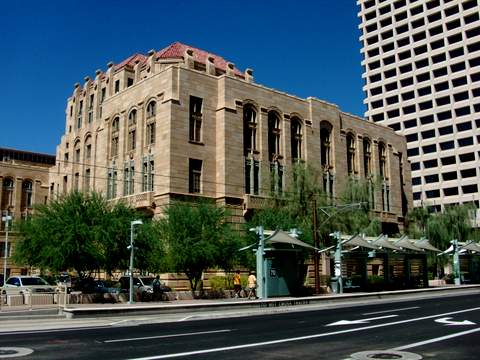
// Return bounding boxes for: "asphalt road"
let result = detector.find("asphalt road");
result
[1,291,480,359]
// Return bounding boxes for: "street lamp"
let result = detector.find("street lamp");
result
[2,211,12,287]
[128,219,143,304]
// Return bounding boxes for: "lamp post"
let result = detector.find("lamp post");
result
[128,219,143,304]
[2,211,12,286]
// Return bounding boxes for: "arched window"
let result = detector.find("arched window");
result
[146,101,156,118]
[112,116,120,132]
[320,123,332,168]
[347,133,356,175]
[74,141,81,163]
[243,105,257,156]
[363,138,372,177]
[128,109,137,126]
[378,142,387,179]
[1,178,14,209]
[21,180,33,209]
[84,136,92,160]
[111,116,120,157]
[268,111,281,161]
[291,117,302,162]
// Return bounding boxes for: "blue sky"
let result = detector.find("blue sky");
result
[1,0,364,155]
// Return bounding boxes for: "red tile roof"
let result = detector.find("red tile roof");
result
[114,53,147,71]
[113,42,243,76]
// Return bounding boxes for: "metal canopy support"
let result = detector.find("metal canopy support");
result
[451,239,461,286]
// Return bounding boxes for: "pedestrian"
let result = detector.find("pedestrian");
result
[152,275,161,301]
[247,271,257,299]
[233,270,242,298]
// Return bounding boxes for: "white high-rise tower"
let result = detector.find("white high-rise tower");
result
[358,0,480,213]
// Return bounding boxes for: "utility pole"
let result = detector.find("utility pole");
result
[332,231,343,294]
[255,226,266,299]
[128,219,143,304]
[2,210,12,285]
[312,200,320,294]
[311,202,363,294]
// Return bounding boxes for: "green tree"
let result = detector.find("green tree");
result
[327,177,380,238]
[158,200,241,294]
[406,204,475,278]
[13,191,141,279]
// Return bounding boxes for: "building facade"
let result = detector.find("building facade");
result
[0,148,55,278]
[358,0,480,213]
[49,42,412,232]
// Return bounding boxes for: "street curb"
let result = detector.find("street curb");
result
[61,285,480,319]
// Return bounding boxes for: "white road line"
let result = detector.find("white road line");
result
[127,306,480,360]
[104,329,232,343]
[362,306,420,316]
[392,327,480,351]
[178,316,193,322]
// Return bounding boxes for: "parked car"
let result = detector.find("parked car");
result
[1,276,56,295]
[72,277,121,294]
[119,276,171,301]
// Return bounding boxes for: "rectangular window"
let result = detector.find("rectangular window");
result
[128,129,136,151]
[114,80,120,94]
[146,122,155,145]
[189,159,202,193]
[86,144,91,159]
[111,136,119,157]
[442,171,457,181]
[85,169,90,190]
[142,156,154,192]
[127,78,134,87]
[189,96,203,143]
[423,144,437,154]
[427,11,441,23]
[107,166,117,199]
[382,42,395,52]
[101,88,106,103]
[123,161,135,196]
[422,129,436,139]
[440,141,455,150]
[420,115,434,125]
[439,125,453,135]
[74,173,79,190]
[452,76,468,87]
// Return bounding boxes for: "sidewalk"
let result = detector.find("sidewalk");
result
[61,284,480,318]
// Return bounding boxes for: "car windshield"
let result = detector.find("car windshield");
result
[21,277,49,286]
[140,277,155,286]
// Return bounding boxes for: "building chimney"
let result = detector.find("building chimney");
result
[184,49,195,69]
[134,59,141,82]
[245,68,254,83]
[106,61,114,96]
[206,55,216,75]
[147,49,156,74]
[83,76,91,90]
[226,63,235,77]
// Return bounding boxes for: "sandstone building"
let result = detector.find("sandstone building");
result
[358,0,480,215]
[49,42,412,232]
[0,148,55,278]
